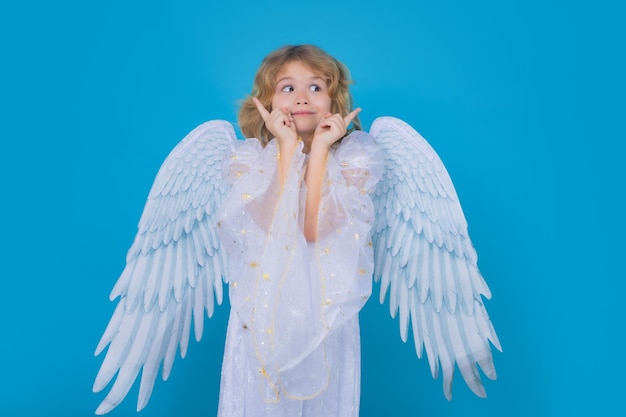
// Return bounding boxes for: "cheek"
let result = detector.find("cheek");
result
[271,91,287,110]
[318,96,332,112]
[270,96,280,110]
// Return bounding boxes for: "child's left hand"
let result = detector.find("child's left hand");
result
[311,108,361,150]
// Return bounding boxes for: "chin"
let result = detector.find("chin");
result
[294,126,316,138]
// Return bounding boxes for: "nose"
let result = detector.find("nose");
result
[295,91,309,105]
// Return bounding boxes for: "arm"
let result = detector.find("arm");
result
[303,143,329,241]
[303,109,361,241]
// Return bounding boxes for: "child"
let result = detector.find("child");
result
[93,44,500,417]
[215,44,384,417]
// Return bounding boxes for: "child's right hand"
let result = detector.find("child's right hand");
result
[252,97,298,146]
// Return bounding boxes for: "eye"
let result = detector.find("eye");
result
[280,85,294,93]
[309,84,322,92]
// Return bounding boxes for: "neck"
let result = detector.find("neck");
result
[300,134,313,154]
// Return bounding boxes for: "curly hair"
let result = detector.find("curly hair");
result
[238,45,360,145]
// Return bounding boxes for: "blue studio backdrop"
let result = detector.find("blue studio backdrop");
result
[1,0,624,416]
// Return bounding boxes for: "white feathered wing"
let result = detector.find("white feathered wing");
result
[370,117,501,399]
[93,120,236,414]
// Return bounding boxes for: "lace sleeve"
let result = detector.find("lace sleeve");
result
[221,138,264,185]
[309,131,384,331]
[334,130,384,193]
[315,131,384,239]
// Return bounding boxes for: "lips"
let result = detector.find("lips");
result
[291,111,315,116]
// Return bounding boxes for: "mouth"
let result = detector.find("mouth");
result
[291,111,315,116]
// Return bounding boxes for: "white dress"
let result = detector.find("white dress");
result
[216,131,384,417]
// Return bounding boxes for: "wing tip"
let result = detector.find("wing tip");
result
[443,377,453,401]
[95,399,114,415]
[92,370,112,394]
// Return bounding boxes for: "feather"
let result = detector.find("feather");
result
[94,300,125,356]
[442,248,457,314]
[203,265,216,318]
[213,258,225,306]
[410,293,424,358]
[431,245,443,313]
[183,234,197,288]
[398,284,410,342]
[137,307,173,411]
[125,253,151,311]
[162,298,186,380]
[110,259,135,300]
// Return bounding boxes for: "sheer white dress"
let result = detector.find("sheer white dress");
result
[216,131,383,417]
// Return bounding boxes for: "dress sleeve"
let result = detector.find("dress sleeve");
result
[219,137,305,248]
[334,130,384,194]
[316,130,384,238]
[221,138,264,185]
[312,130,385,332]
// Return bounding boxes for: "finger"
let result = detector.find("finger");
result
[252,97,270,121]
[282,108,293,127]
[318,115,336,130]
[269,108,292,129]
[343,107,361,126]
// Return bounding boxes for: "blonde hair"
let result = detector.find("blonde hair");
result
[238,44,361,145]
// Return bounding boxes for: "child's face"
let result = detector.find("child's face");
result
[271,61,332,140]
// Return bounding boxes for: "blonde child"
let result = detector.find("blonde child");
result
[216,44,383,416]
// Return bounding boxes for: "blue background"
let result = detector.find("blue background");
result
[1,0,624,416]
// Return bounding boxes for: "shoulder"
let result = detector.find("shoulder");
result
[344,130,375,143]
[333,130,380,157]
[232,137,264,153]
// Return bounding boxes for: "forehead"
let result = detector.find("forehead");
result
[276,61,325,81]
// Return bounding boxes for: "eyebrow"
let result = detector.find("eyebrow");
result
[276,76,326,84]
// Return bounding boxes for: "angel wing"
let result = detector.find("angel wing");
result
[92,120,236,414]
[370,116,502,399]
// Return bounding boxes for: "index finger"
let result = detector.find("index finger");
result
[252,97,270,121]
[343,107,362,127]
